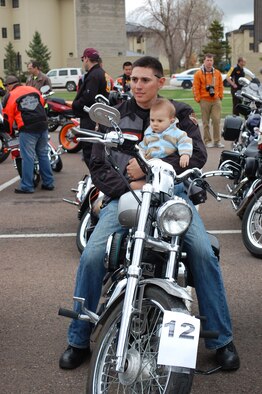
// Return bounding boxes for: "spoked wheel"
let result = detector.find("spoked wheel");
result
[0,133,10,163]
[59,122,82,153]
[242,188,262,258]
[87,286,193,393]
[48,143,63,172]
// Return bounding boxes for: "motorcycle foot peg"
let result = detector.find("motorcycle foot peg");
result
[58,308,79,320]
[199,329,219,339]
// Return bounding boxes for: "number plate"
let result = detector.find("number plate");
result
[157,311,200,369]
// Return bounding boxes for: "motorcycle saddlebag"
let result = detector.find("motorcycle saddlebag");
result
[222,115,243,141]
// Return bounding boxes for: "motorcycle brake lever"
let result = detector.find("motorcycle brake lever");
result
[193,179,221,201]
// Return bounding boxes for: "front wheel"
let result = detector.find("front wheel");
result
[242,188,262,258]
[76,209,94,254]
[87,286,193,393]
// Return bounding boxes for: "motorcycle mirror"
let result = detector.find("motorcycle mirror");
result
[88,103,120,127]
[40,85,52,94]
[238,77,250,87]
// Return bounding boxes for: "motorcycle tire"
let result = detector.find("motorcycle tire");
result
[0,132,10,163]
[59,122,82,153]
[48,123,59,132]
[76,209,93,254]
[15,157,40,187]
[87,286,193,394]
[51,156,63,172]
[242,188,262,258]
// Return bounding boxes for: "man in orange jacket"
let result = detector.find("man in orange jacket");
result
[193,54,224,148]
[2,75,54,193]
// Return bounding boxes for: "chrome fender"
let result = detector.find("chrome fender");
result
[90,277,192,346]
[237,179,262,216]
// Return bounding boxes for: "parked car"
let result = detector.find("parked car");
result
[170,67,255,89]
[46,68,83,91]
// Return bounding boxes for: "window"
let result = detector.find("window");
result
[0,0,6,6]
[13,24,20,39]
[12,0,19,7]
[70,69,78,76]
[58,70,68,76]
[249,43,254,51]
[47,70,57,77]
[2,27,7,38]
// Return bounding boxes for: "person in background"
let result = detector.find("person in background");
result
[193,53,224,148]
[2,75,54,193]
[71,48,111,167]
[116,61,132,92]
[226,57,247,116]
[26,60,52,91]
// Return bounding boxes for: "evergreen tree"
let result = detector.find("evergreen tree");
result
[4,42,18,77]
[200,20,231,71]
[26,31,51,73]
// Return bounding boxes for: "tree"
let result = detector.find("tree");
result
[128,0,223,74]
[25,31,51,73]
[200,20,231,71]
[4,42,18,77]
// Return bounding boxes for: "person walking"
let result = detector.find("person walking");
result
[59,56,239,372]
[193,53,224,148]
[226,57,246,116]
[71,47,111,167]
[115,61,132,92]
[2,75,54,193]
[26,60,52,91]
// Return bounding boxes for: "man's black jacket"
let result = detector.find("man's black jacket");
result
[72,64,109,165]
[90,96,207,199]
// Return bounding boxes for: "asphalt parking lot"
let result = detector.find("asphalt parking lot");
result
[0,130,261,393]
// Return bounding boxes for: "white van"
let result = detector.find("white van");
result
[47,68,83,91]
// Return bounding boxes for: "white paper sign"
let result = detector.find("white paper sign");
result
[157,311,200,369]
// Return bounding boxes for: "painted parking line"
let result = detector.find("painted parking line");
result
[0,230,241,239]
[0,176,20,191]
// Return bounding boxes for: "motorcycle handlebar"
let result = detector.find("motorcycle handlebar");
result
[241,91,262,104]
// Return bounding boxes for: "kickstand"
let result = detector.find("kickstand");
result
[194,365,222,375]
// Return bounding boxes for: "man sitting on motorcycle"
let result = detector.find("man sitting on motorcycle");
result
[59,56,240,372]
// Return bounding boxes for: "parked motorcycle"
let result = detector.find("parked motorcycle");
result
[40,85,77,133]
[63,174,103,253]
[9,133,63,187]
[59,102,221,393]
[219,81,262,258]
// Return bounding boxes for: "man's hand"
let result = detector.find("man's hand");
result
[127,158,145,180]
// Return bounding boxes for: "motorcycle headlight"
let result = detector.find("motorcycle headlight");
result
[156,197,193,236]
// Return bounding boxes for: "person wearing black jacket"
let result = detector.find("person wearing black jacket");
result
[226,57,246,115]
[59,56,240,372]
[72,47,111,166]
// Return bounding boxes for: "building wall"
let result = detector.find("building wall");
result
[0,0,126,77]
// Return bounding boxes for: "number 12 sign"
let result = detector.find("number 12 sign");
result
[157,311,200,369]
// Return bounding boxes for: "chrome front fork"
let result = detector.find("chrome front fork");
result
[115,185,153,372]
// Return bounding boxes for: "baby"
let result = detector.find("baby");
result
[130,98,193,189]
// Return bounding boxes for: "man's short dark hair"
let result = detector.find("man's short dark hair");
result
[123,61,132,68]
[29,60,40,69]
[132,56,164,77]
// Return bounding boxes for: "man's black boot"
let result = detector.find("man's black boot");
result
[215,341,240,370]
[59,345,90,369]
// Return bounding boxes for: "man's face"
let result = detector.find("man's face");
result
[239,59,246,68]
[123,65,132,77]
[27,63,37,75]
[204,57,214,71]
[130,67,165,109]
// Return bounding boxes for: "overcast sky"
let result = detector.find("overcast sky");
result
[125,0,254,32]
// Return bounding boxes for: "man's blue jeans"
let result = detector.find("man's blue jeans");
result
[19,130,54,191]
[67,190,233,350]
